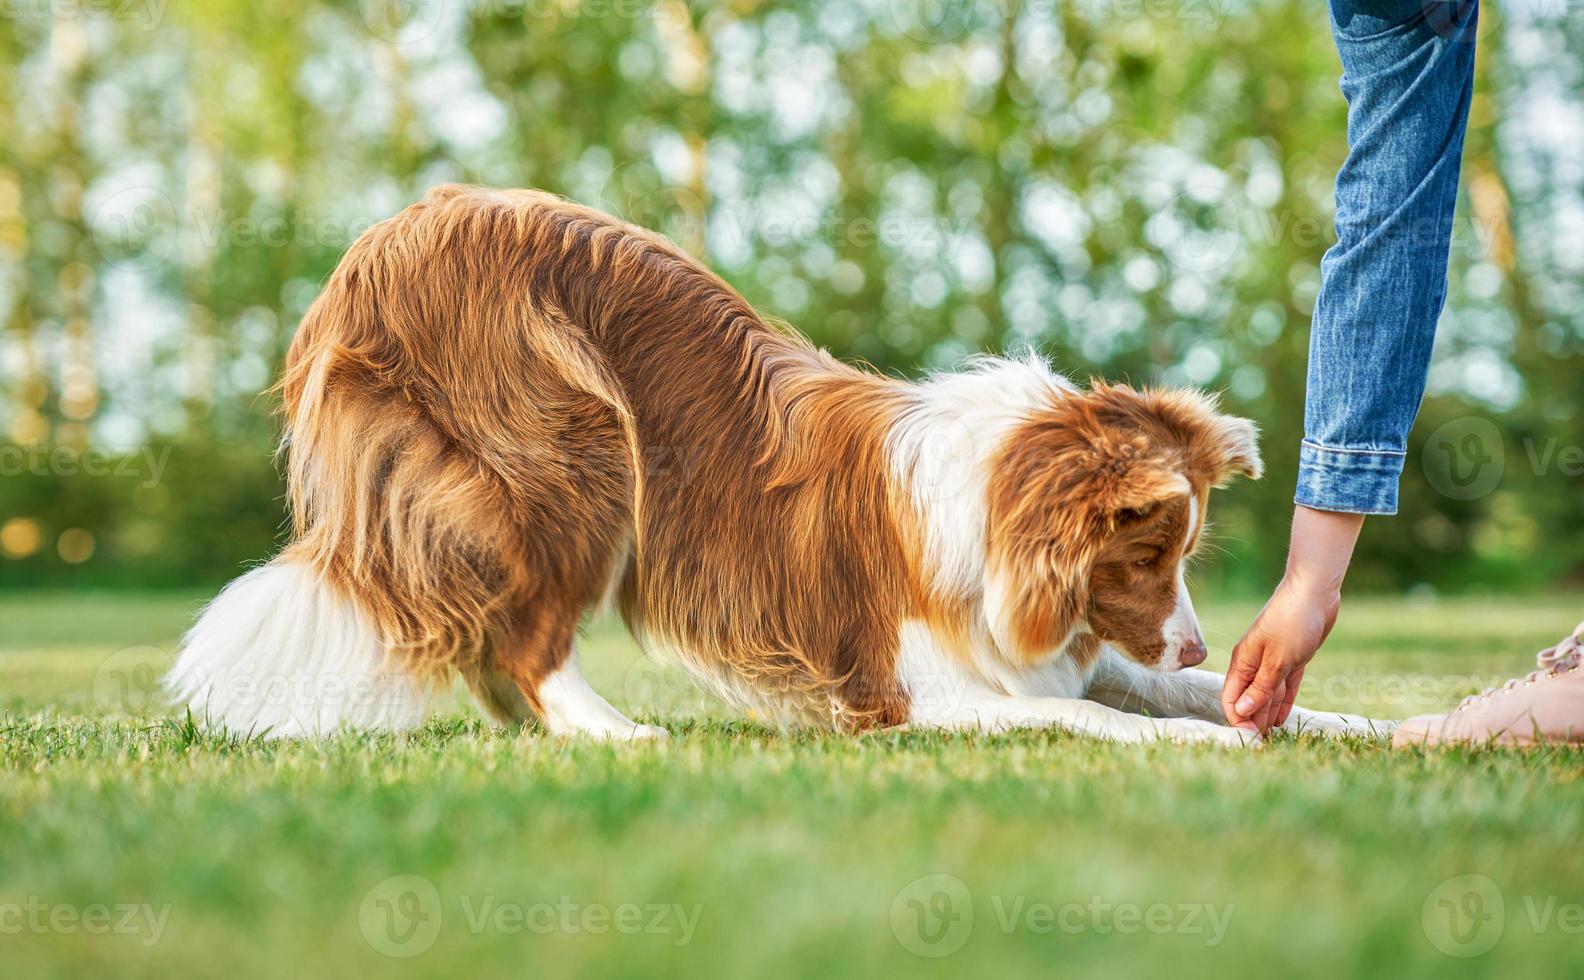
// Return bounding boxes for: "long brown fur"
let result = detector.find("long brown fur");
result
[276,186,916,726]
[272,184,1259,731]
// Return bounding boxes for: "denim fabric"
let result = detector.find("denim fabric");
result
[1297,0,1478,515]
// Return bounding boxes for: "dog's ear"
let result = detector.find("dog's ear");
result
[1199,412,1262,484]
[1113,386,1262,486]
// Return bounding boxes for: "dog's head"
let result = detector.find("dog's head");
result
[984,383,1261,671]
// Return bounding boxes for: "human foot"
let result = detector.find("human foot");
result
[1393,621,1584,747]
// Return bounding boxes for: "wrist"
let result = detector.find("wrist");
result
[1282,506,1363,597]
[1277,570,1342,608]
[1281,555,1348,599]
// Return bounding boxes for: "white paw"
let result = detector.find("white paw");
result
[1205,724,1261,748]
[549,721,670,741]
[1283,709,1395,740]
[1159,719,1259,748]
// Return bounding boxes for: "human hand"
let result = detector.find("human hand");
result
[1221,577,1341,733]
[1221,505,1364,733]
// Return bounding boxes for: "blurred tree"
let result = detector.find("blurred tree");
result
[0,0,1578,591]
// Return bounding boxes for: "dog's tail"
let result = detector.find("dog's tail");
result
[164,556,433,738]
[163,331,527,738]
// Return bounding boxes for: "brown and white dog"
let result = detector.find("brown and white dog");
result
[167,185,1379,745]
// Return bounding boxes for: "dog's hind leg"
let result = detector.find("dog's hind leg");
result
[463,665,536,726]
[492,596,666,740]
[535,650,667,740]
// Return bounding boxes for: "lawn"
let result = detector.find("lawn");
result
[2,590,1581,979]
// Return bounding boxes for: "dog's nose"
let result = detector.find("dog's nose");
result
[1178,642,1207,668]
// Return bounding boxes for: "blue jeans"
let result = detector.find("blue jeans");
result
[1296,0,1479,515]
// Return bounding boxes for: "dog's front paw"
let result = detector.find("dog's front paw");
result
[1282,708,1395,740]
[1206,723,1261,748]
[1159,718,1260,748]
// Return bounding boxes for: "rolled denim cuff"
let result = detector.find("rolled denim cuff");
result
[1294,441,1405,516]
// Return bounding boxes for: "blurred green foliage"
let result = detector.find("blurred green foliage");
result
[1,0,1580,592]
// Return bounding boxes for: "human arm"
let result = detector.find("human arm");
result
[1221,506,1364,732]
[1223,0,1479,731]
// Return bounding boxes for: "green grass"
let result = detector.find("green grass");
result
[3,590,1582,978]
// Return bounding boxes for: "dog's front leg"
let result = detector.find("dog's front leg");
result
[1085,648,1392,739]
[905,693,1253,746]
[895,625,1250,745]
[1276,702,1394,738]
[1084,649,1227,722]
